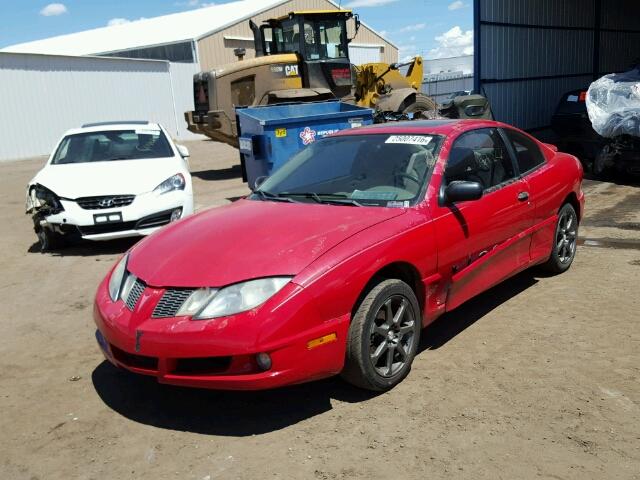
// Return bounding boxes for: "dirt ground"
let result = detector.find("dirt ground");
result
[1,140,639,480]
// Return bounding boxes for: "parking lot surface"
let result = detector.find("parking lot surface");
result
[1,140,639,479]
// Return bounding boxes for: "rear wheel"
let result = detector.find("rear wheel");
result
[542,203,578,274]
[402,95,437,120]
[342,279,421,391]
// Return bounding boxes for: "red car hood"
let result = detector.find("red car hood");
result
[128,199,406,288]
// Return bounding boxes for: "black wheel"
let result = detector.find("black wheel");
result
[542,203,578,274]
[402,95,437,120]
[342,278,421,391]
[37,228,64,252]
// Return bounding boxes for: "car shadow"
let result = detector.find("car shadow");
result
[27,237,138,257]
[91,269,539,437]
[419,269,538,351]
[191,165,243,182]
[91,362,377,437]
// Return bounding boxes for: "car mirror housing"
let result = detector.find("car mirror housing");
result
[176,144,190,158]
[444,181,483,203]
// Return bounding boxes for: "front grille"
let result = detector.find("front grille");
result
[124,277,146,311]
[111,345,158,371]
[78,221,137,236]
[76,195,135,210]
[152,288,195,318]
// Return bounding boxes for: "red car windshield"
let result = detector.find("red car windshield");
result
[256,134,443,206]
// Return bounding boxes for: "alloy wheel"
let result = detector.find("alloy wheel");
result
[369,295,416,377]
[556,208,577,264]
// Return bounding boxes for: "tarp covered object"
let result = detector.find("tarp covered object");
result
[586,67,640,138]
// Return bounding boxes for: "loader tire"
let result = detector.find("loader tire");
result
[402,95,437,119]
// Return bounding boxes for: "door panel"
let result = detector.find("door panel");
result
[429,127,534,311]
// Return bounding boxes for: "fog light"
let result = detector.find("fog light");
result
[170,208,183,222]
[255,352,272,371]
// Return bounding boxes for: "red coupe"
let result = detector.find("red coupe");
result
[94,120,584,391]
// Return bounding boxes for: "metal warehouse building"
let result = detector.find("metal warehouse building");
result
[475,0,640,135]
[1,0,397,69]
[0,0,396,161]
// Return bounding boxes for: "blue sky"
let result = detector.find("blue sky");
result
[0,0,474,59]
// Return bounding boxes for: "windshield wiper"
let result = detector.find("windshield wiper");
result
[278,192,322,203]
[280,192,365,207]
[253,190,296,203]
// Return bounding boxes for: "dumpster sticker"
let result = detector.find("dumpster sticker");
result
[300,127,317,145]
[385,135,432,145]
[317,128,339,137]
[285,65,300,77]
[275,128,287,138]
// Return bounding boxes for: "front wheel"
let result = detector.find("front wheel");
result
[542,203,578,274]
[341,279,421,391]
[37,228,64,252]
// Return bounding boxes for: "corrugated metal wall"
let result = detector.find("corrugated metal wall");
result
[475,0,640,132]
[0,53,201,161]
[197,0,397,70]
[422,75,474,104]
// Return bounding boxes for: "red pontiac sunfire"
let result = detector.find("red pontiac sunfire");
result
[94,120,584,391]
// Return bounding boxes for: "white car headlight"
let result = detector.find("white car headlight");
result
[108,254,129,302]
[154,173,185,194]
[177,277,292,320]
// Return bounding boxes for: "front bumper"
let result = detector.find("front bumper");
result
[93,277,350,390]
[40,190,193,241]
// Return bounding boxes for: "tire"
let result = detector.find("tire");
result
[37,228,64,252]
[542,203,578,274]
[341,278,421,391]
[593,145,615,179]
[402,94,437,120]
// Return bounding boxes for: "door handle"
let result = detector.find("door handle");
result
[517,191,529,202]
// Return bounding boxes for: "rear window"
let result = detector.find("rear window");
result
[51,128,173,164]
[503,129,545,174]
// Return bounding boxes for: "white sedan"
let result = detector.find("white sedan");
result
[26,121,194,251]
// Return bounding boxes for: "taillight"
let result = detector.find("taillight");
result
[579,91,587,102]
[331,68,351,81]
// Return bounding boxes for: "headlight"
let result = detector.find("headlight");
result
[32,184,64,212]
[177,277,292,320]
[154,173,185,194]
[108,254,128,302]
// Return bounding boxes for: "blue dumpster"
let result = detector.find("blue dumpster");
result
[236,100,374,186]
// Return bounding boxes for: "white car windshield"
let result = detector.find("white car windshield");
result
[51,129,174,164]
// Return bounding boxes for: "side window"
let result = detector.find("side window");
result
[503,128,545,174]
[444,128,515,191]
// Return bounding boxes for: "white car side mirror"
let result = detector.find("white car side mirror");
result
[177,144,190,158]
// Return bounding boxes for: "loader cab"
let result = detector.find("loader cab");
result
[252,10,359,98]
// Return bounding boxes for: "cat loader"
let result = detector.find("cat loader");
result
[185,9,438,147]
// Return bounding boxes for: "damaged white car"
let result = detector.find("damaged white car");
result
[26,121,194,251]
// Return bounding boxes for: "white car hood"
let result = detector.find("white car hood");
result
[30,158,184,198]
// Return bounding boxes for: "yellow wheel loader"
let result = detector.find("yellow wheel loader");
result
[185,9,438,147]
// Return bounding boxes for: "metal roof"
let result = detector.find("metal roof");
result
[1,0,397,56]
[0,0,287,56]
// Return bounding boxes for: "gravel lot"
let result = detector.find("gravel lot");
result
[1,140,639,480]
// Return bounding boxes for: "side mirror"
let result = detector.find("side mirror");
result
[253,175,268,191]
[444,181,483,203]
[176,144,190,158]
